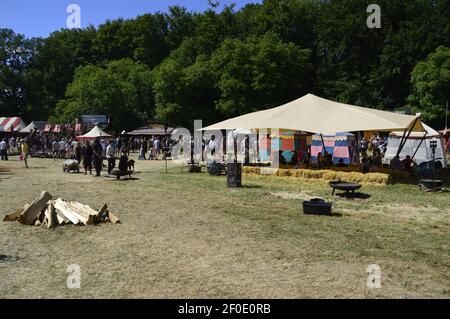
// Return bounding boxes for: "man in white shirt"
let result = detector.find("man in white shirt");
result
[52,140,59,161]
[0,138,8,161]
[208,136,218,156]
[59,140,66,159]
[106,140,115,174]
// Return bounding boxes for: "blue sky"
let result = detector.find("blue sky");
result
[1,0,261,38]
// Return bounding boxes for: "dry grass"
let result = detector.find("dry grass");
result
[0,156,450,298]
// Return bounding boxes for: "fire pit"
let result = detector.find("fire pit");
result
[419,179,443,192]
[303,198,332,216]
[329,181,362,197]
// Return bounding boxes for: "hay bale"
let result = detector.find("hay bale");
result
[242,165,391,185]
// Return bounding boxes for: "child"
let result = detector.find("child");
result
[118,150,128,174]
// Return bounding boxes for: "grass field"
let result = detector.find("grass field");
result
[1,155,450,298]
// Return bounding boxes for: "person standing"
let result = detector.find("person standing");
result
[21,138,29,168]
[9,137,16,154]
[0,138,8,161]
[92,139,103,177]
[106,140,115,174]
[65,141,73,159]
[154,137,161,160]
[81,141,93,175]
[52,139,59,161]
[74,141,82,163]
[59,139,66,159]
[147,136,154,160]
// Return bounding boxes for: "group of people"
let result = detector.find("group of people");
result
[0,137,30,167]
[134,136,172,161]
[63,139,129,177]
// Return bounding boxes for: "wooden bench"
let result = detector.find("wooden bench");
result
[110,169,134,180]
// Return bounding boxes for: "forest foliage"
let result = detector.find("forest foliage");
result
[1,0,449,133]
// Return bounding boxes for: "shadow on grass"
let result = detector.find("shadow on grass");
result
[117,177,140,181]
[104,176,140,181]
[0,254,19,262]
[335,192,372,200]
[240,185,263,189]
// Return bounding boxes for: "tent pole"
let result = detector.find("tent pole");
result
[320,133,326,153]
[387,117,420,184]
[411,132,428,161]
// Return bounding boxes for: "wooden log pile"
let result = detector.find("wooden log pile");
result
[3,191,121,228]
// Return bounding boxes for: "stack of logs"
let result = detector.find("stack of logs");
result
[3,191,121,228]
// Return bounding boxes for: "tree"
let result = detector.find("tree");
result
[0,29,36,118]
[408,46,450,126]
[25,28,97,120]
[2,0,450,128]
[153,47,219,128]
[210,32,313,117]
[52,59,154,133]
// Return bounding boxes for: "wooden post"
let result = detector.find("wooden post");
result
[411,132,428,161]
[387,117,420,184]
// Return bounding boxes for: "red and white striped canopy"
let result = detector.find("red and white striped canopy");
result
[0,117,26,132]
[44,124,53,132]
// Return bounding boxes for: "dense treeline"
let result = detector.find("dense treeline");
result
[1,0,449,133]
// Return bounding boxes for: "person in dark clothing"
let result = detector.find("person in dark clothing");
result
[74,142,82,163]
[361,153,371,174]
[92,139,103,177]
[336,159,347,167]
[317,152,324,169]
[118,150,128,173]
[324,151,333,167]
[81,141,93,175]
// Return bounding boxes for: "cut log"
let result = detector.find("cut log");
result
[55,209,69,225]
[3,203,30,222]
[97,204,108,222]
[44,202,57,229]
[107,210,121,224]
[55,213,66,225]
[70,201,99,217]
[66,202,95,225]
[53,199,80,225]
[17,191,53,225]
[60,201,92,225]
[3,208,22,222]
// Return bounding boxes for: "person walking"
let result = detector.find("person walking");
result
[106,140,115,174]
[21,138,29,168]
[92,139,103,177]
[0,138,8,161]
[81,141,93,175]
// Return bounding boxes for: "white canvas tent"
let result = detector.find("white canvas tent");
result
[383,123,447,167]
[76,125,112,140]
[201,94,425,135]
[20,121,47,133]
